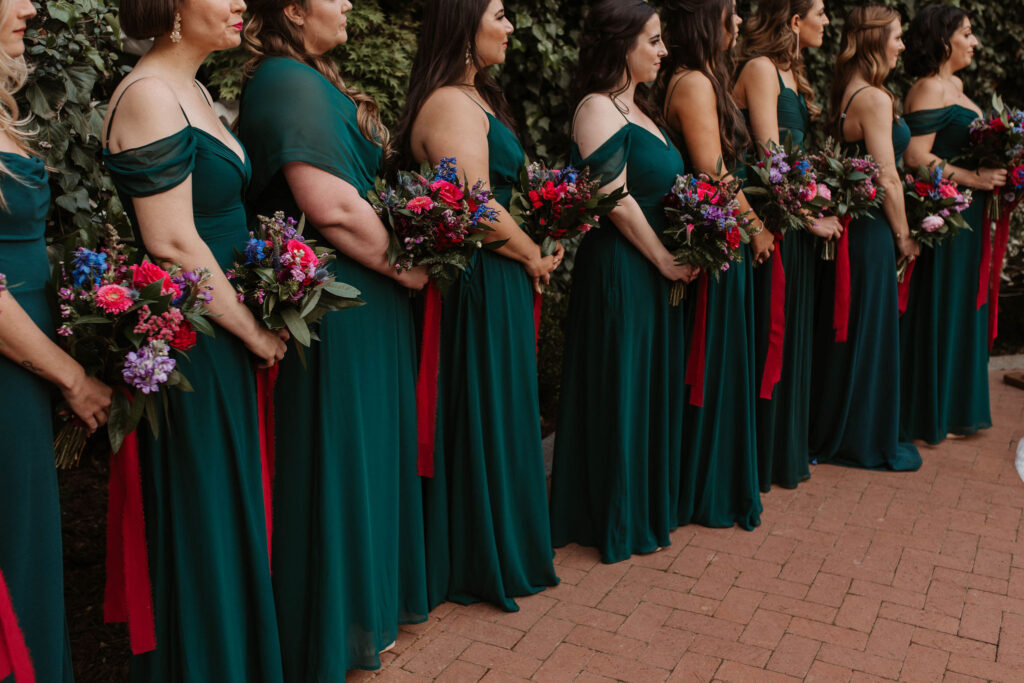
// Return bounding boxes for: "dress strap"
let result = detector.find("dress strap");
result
[663,71,692,120]
[839,85,871,138]
[570,94,629,138]
[105,77,191,142]
[776,67,786,90]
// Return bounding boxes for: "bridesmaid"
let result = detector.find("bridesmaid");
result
[899,5,1002,444]
[549,0,698,564]
[658,0,764,530]
[238,0,430,676]
[810,6,921,471]
[102,0,288,680]
[733,0,842,491]
[0,1,111,680]
[395,0,560,612]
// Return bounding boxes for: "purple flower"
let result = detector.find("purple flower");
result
[122,341,176,394]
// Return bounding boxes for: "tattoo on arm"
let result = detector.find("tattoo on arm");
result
[21,360,42,374]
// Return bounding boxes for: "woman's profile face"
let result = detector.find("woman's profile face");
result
[295,0,353,55]
[474,0,514,68]
[0,0,36,59]
[625,14,667,86]
[946,16,978,72]
[795,0,829,50]
[884,17,904,70]
[179,0,247,52]
[723,4,741,51]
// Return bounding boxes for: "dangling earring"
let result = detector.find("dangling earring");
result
[170,11,182,43]
[465,46,473,66]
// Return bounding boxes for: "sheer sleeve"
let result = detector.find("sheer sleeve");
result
[903,108,956,136]
[570,125,631,186]
[102,128,197,198]
[239,57,382,196]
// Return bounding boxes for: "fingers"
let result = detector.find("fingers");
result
[541,272,552,285]
[533,277,543,295]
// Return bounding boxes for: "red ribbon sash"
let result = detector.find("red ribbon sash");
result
[256,365,279,562]
[416,281,443,477]
[759,239,786,400]
[977,197,992,310]
[104,426,156,655]
[684,272,709,407]
[987,195,1020,348]
[0,570,34,683]
[897,258,916,317]
[833,216,853,343]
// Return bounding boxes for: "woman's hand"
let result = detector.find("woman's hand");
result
[247,327,289,368]
[808,215,842,240]
[395,265,430,291]
[750,229,775,264]
[61,371,114,433]
[658,253,701,283]
[896,233,920,260]
[973,167,1008,191]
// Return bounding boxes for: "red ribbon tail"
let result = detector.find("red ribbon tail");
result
[833,217,852,343]
[533,290,542,355]
[977,197,992,310]
[898,258,915,317]
[0,570,35,683]
[685,273,709,407]
[256,365,279,563]
[416,281,443,478]
[103,427,156,655]
[759,243,786,400]
[988,197,1019,349]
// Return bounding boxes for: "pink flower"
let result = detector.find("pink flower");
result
[816,184,832,201]
[938,182,959,199]
[430,180,464,207]
[95,284,134,314]
[921,215,945,232]
[285,239,318,268]
[799,182,818,202]
[130,262,181,298]
[406,196,435,214]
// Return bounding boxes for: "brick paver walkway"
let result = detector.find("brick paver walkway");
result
[360,371,1024,682]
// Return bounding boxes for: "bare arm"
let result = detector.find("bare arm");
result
[283,163,428,290]
[105,79,287,366]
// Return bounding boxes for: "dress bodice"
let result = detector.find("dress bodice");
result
[484,113,526,210]
[0,153,51,295]
[903,104,979,167]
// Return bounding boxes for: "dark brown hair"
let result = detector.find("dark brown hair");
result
[243,0,389,154]
[738,0,821,117]
[904,4,969,79]
[394,0,516,166]
[657,0,749,167]
[827,5,901,137]
[118,0,180,40]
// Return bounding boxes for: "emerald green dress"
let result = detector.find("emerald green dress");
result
[899,105,991,444]
[808,92,921,471]
[0,154,74,683]
[742,69,817,491]
[549,120,689,563]
[422,106,558,612]
[238,57,428,679]
[103,91,284,683]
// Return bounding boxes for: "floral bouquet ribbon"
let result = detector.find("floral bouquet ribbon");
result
[0,569,34,683]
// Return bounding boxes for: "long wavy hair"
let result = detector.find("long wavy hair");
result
[904,4,969,79]
[738,0,820,117]
[570,0,663,128]
[0,0,35,208]
[657,0,749,167]
[243,0,389,155]
[827,5,901,136]
[393,0,515,166]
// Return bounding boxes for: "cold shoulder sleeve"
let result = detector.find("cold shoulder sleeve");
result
[570,125,631,185]
[102,128,197,198]
[903,107,956,136]
[239,57,382,197]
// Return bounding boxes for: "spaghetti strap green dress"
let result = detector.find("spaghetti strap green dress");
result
[422,109,558,612]
[745,70,817,491]
[549,122,689,564]
[899,105,991,444]
[0,154,74,683]
[103,97,284,683]
[808,96,921,471]
[238,56,428,679]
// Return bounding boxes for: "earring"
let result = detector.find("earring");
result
[170,11,182,43]
[465,46,472,66]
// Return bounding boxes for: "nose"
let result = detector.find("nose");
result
[20,0,37,18]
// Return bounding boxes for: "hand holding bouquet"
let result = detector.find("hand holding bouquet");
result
[51,225,215,464]
[662,173,749,306]
[510,162,626,255]
[903,162,972,253]
[227,212,364,349]
[369,156,500,295]
[809,139,886,260]
[960,95,1024,220]
[744,139,830,235]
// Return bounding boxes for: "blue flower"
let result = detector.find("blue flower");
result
[435,157,459,183]
[560,167,579,185]
[795,160,811,175]
[72,248,108,287]
[244,238,267,265]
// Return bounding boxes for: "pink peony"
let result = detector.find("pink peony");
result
[816,184,832,201]
[430,180,464,207]
[920,215,945,232]
[285,239,318,268]
[799,182,818,202]
[95,284,134,314]
[130,262,181,298]
[406,196,435,214]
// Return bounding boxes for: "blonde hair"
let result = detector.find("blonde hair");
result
[827,5,901,136]
[0,0,36,208]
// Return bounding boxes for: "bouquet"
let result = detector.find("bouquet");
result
[368,156,500,295]
[744,139,830,235]
[809,139,886,260]
[227,211,364,349]
[662,172,749,306]
[51,225,215,465]
[960,94,1024,219]
[903,162,972,251]
[510,162,626,255]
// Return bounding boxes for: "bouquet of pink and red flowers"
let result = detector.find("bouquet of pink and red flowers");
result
[510,162,626,255]
[809,139,886,260]
[959,95,1024,220]
[744,139,830,235]
[903,162,972,250]
[369,157,501,295]
[662,172,750,305]
[228,212,364,348]
[51,225,215,465]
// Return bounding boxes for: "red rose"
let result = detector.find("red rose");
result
[696,181,719,203]
[430,180,464,208]
[725,228,741,249]
[130,261,181,298]
[914,180,932,197]
[541,180,563,202]
[528,189,543,209]
[285,239,318,268]
[866,185,877,200]
[170,321,197,351]
[991,117,1007,133]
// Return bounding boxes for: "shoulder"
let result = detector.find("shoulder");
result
[574,93,621,125]
[737,56,778,88]
[248,57,328,97]
[671,70,715,103]
[849,86,892,115]
[105,77,188,149]
[904,76,946,112]
[573,94,629,160]
[417,86,489,132]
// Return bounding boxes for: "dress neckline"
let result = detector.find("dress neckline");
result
[105,125,248,172]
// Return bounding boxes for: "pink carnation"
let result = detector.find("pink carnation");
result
[95,284,134,314]
[938,183,959,199]
[816,184,832,201]
[406,196,435,214]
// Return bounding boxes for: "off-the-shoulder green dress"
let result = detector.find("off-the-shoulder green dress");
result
[103,88,284,683]
[238,57,428,678]
[0,153,74,682]
[899,105,991,443]
[549,118,689,563]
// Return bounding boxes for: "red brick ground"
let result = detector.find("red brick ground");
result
[359,371,1024,682]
